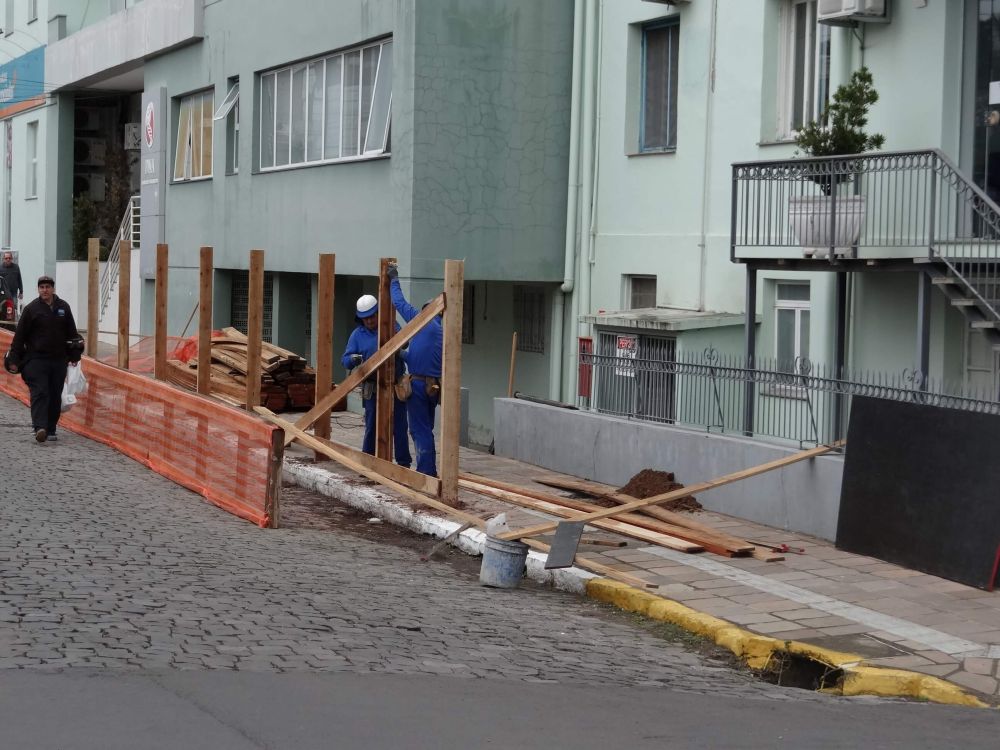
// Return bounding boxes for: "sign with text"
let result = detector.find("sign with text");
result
[614,335,637,377]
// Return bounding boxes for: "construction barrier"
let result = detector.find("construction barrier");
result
[0,329,281,527]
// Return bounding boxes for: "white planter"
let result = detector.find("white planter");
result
[788,195,866,258]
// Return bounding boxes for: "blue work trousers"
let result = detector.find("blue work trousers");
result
[362,395,412,468]
[407,378,438,477]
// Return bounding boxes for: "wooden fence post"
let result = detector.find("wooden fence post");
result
[376,257,396,462]
[117,239,131,370]
[154,244,169,381]
[86,238,99,360]
[440,260,464,506]
[245,249,265,410]
[314,253,336,457]
[197,247,213,396]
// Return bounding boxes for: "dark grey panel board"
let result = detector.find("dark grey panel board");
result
[836,396,1000,590]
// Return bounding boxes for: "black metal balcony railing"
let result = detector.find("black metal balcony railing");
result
[578,348,1000,448]
[731,149,1000,320]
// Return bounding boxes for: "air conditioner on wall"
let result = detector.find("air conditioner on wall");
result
[74,138,107,167]
[75,108,102,132]
[73,173,106,202]
[818,0,888,24]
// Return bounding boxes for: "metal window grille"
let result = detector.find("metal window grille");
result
[628,275,657,309]
[641,21,679,151]
[593,332,676,422]
[230,270,274,343]
[462,282,474,345]
[514,285,546,353]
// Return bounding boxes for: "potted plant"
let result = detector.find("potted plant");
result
[789,67,885,258]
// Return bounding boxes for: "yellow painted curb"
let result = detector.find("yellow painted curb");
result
[585,578,989,708]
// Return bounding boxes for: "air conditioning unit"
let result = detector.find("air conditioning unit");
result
[75,108,102,132]
[74,138,107,167]
[74,173,106,202]
[818,0,888,24]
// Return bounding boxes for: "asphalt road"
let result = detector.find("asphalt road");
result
[0,394,996,748]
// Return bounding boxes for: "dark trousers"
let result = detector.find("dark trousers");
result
[21,357,67,433]
[406,378,439,477]
[362,395,413,468]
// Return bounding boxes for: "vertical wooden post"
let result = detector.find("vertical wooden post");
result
[117,239,131,370]
[314,253,336,459]
[197,247,213,396]
[265,428,285,529]
[440,259,464,506]
[376,257,396,462]
[245,249,265,410]
[153,244,169,381]
[86,238,99,360]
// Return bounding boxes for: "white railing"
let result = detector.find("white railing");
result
[98,195,140,317]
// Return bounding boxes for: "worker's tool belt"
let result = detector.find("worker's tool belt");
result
[361,380,376,400]
[394,373,412,402]
[412,375,440,400]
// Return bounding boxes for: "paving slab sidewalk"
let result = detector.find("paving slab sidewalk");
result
[284,413,1000,706]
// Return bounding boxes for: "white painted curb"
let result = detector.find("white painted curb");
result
[284,457,595,595]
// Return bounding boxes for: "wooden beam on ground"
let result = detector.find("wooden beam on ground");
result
[245,249,265,410]
[117,238,131,369]
[289,295,445,445]
[459,478,702,553]
[86,239,99,360]
[499,441,845,541]
[256,407,655,588]
[197,247,213,396]
[306,432,440,497]
[440,260,464,506]
[153,244,169,381]
[376,257,396,462]
[314,253,335,457]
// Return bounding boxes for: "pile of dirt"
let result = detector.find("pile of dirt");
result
[617,469,702,513]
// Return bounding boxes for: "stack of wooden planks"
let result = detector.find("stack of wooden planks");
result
[458,473,785,562]
[166,327,319,410]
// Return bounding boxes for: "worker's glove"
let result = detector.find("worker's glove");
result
[386,263,399,281]
[349,354,364,368]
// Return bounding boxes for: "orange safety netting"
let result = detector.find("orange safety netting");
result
[0,329,279,527]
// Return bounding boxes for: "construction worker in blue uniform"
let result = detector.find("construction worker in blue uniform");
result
[387,263,442,477]
[341,294,412,467]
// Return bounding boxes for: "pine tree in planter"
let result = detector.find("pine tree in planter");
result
[790,67,886,257]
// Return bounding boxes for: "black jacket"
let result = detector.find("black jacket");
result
[10,295,79,362]
[0,262,21,298]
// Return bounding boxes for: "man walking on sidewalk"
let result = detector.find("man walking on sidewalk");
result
[387,262,442,477]
[9,275,82,442]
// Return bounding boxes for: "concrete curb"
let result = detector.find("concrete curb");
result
[284,458,989,709]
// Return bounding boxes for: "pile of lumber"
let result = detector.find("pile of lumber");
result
[166,327,319,411]
[458,473,785,562]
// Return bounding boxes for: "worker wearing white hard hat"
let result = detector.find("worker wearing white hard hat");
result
[341,293,412,466]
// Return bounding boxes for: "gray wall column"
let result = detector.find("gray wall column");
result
[743,264,757,436]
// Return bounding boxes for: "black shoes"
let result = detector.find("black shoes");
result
[34,428,47,443]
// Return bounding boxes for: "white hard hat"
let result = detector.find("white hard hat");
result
[356,294,378,319]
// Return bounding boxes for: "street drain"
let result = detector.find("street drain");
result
[756,651,844,692]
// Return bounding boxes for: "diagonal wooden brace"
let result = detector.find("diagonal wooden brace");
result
[287,294,445,446]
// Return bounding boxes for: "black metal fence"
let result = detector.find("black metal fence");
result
[578,347,1000,447]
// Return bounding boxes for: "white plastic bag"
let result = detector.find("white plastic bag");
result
[485,513,510,537]
[61,365,87,412]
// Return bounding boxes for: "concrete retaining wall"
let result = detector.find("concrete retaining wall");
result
[494,398,845,541]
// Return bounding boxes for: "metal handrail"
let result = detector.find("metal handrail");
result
[98,195,141,318]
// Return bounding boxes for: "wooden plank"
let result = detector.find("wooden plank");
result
[459,478,702,553]
[289,294,445,444]
[376,257,396,462]
[535,475,755,553]
[314,253,335,454]
[462,474,744,557]
[499,441,844,541]
[265,427,284,529]
[309,433,441,497]
[86,239,99,360]
[245,249,264,410]
[153,244,169,381]
[197,247,214,395]
[117,238,131,369]
[440,260,464,505]
[256,407,655,589]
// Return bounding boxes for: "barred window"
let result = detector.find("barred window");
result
[514,285,546,354]
[231,270,274,343]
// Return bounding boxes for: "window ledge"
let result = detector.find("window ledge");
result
[626,148,676,157]
[170,176,213,185]
[256,152,390,174]
[758,137,798,148]
[24,195,38,201]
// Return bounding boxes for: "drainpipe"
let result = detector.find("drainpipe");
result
[697,0,719,311]
[551,0,586,402]
[577,0,598,343]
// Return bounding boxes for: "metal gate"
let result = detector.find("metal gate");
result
[593,331,676,422]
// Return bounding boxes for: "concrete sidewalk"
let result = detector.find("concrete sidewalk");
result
[285,413,1000,707]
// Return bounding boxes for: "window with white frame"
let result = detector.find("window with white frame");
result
[626,275,657,309]
[514,285,546,354]
[775,282,810,369]
[213,80,240,174]
[27,0,37,22]
[260,38,392,171]
[778,0,831,137]
[174,90,214,181]
[640,20,679,152]
[25,120,36,198]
